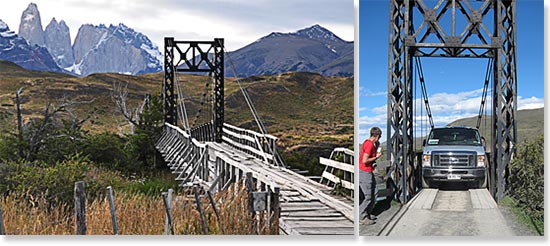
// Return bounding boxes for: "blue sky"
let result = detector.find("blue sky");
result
[358,0,545,142]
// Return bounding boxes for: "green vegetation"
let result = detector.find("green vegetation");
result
[0,92,175,206]
[0,60,353,177]
[505,135,544,235]
[499,196,542,236]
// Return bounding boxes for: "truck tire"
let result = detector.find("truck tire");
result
[478,173,488,189]
[421,176,431,188]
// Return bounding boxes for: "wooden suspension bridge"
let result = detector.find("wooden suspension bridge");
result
[156,38,354,235]
[156,123,354,235]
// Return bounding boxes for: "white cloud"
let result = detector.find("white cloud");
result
[0,0,353,51]
[359,86,386,97]
[518,96,544,110]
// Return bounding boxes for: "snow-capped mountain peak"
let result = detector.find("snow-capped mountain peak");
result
[0,20,16,38]
[70,22,163,76]
[295,24,345,44]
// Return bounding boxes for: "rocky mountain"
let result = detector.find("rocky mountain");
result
[18,3,45,47]
[0,19,62,72]
[70,23,163,76]
[44,18,74,68]
[226,24,353,77]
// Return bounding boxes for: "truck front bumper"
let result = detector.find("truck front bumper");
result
[422,167,486,182]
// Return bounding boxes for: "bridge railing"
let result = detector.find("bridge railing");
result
[189,122,215,142]
[221,123,280,166]
[319,148,354,196]
[157,123,211,187]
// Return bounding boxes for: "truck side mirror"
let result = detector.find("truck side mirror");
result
[422,139,427,146]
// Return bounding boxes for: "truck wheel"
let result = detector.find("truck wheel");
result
[478,173,488,189]
[422,176,431,188]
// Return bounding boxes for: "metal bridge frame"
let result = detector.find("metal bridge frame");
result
[388,0,517,202]
[164,37,225,143]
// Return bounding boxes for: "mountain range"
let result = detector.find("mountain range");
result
[0,19,62,72]
[1,3,353,77]
[226,24,353,77]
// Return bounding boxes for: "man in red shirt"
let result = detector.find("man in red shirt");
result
[359,127,382,224]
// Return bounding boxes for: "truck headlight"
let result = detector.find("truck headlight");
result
[422,154,431,167]
[477,155,486,167]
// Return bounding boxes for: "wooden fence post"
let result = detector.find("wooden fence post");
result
[193,184,208,234]
[162,191,174,235]
[74,181,86,235]
[0,195,6,235]
[245,172,257,234]
[272,187,280,234]
[164,188,173,235]
[106,186,118,235]
[206,190,224,234]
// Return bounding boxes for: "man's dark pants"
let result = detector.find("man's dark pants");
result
[359,170,377,219]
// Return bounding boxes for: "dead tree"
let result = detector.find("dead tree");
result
[111,82,150,134]
[19,93,95,162]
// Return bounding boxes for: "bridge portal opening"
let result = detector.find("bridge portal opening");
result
[388,0,517,203]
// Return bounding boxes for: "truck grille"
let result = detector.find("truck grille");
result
[432,152,476,167]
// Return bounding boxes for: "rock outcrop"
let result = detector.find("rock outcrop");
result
[70,23,162,76]
[44,18,74,68]
[18,2,45,47]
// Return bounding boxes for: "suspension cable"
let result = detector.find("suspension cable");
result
[224,47,268,135]
[415,57,434,129]
[413,54,422,152]
[477,57,493,129]
[223,47,287,167]
[175,71,190,130]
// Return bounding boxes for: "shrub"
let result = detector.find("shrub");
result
[508,135,544,233]
[82,132,128,171]
[0,153,125,206]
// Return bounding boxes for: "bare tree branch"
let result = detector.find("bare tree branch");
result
[112,82,140,134]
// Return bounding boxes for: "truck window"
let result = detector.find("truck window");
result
[427,128,481,146]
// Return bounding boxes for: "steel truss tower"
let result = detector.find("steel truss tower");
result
[388,0,516,202]
[164,38,225,143]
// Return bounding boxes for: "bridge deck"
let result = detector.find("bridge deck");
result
[206,142,354,235]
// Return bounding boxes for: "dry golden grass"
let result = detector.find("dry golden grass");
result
[1,183,278,235]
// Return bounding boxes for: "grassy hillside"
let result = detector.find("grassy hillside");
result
[0,60,352,160]
[447,107,544,147]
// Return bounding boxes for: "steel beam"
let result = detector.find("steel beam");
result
[164,37,177,125]
[163,38,225,143]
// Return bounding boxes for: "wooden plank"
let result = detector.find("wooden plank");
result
[281,206,331,212]
[223,123,277,141]
[320,172,354,190]
[280,217,351,221]
[283,221,353,228]
[319,157,354,173]
[280,201,326,207]
[281,211,343,217]
[290,227,353,235]
[222,136,274,161]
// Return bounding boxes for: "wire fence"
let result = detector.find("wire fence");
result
[0,178,280,235]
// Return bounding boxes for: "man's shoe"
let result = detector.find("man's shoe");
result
[368,215,377,220]
[362,218,376,225]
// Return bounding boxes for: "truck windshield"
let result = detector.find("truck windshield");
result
[426,128,481,146]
